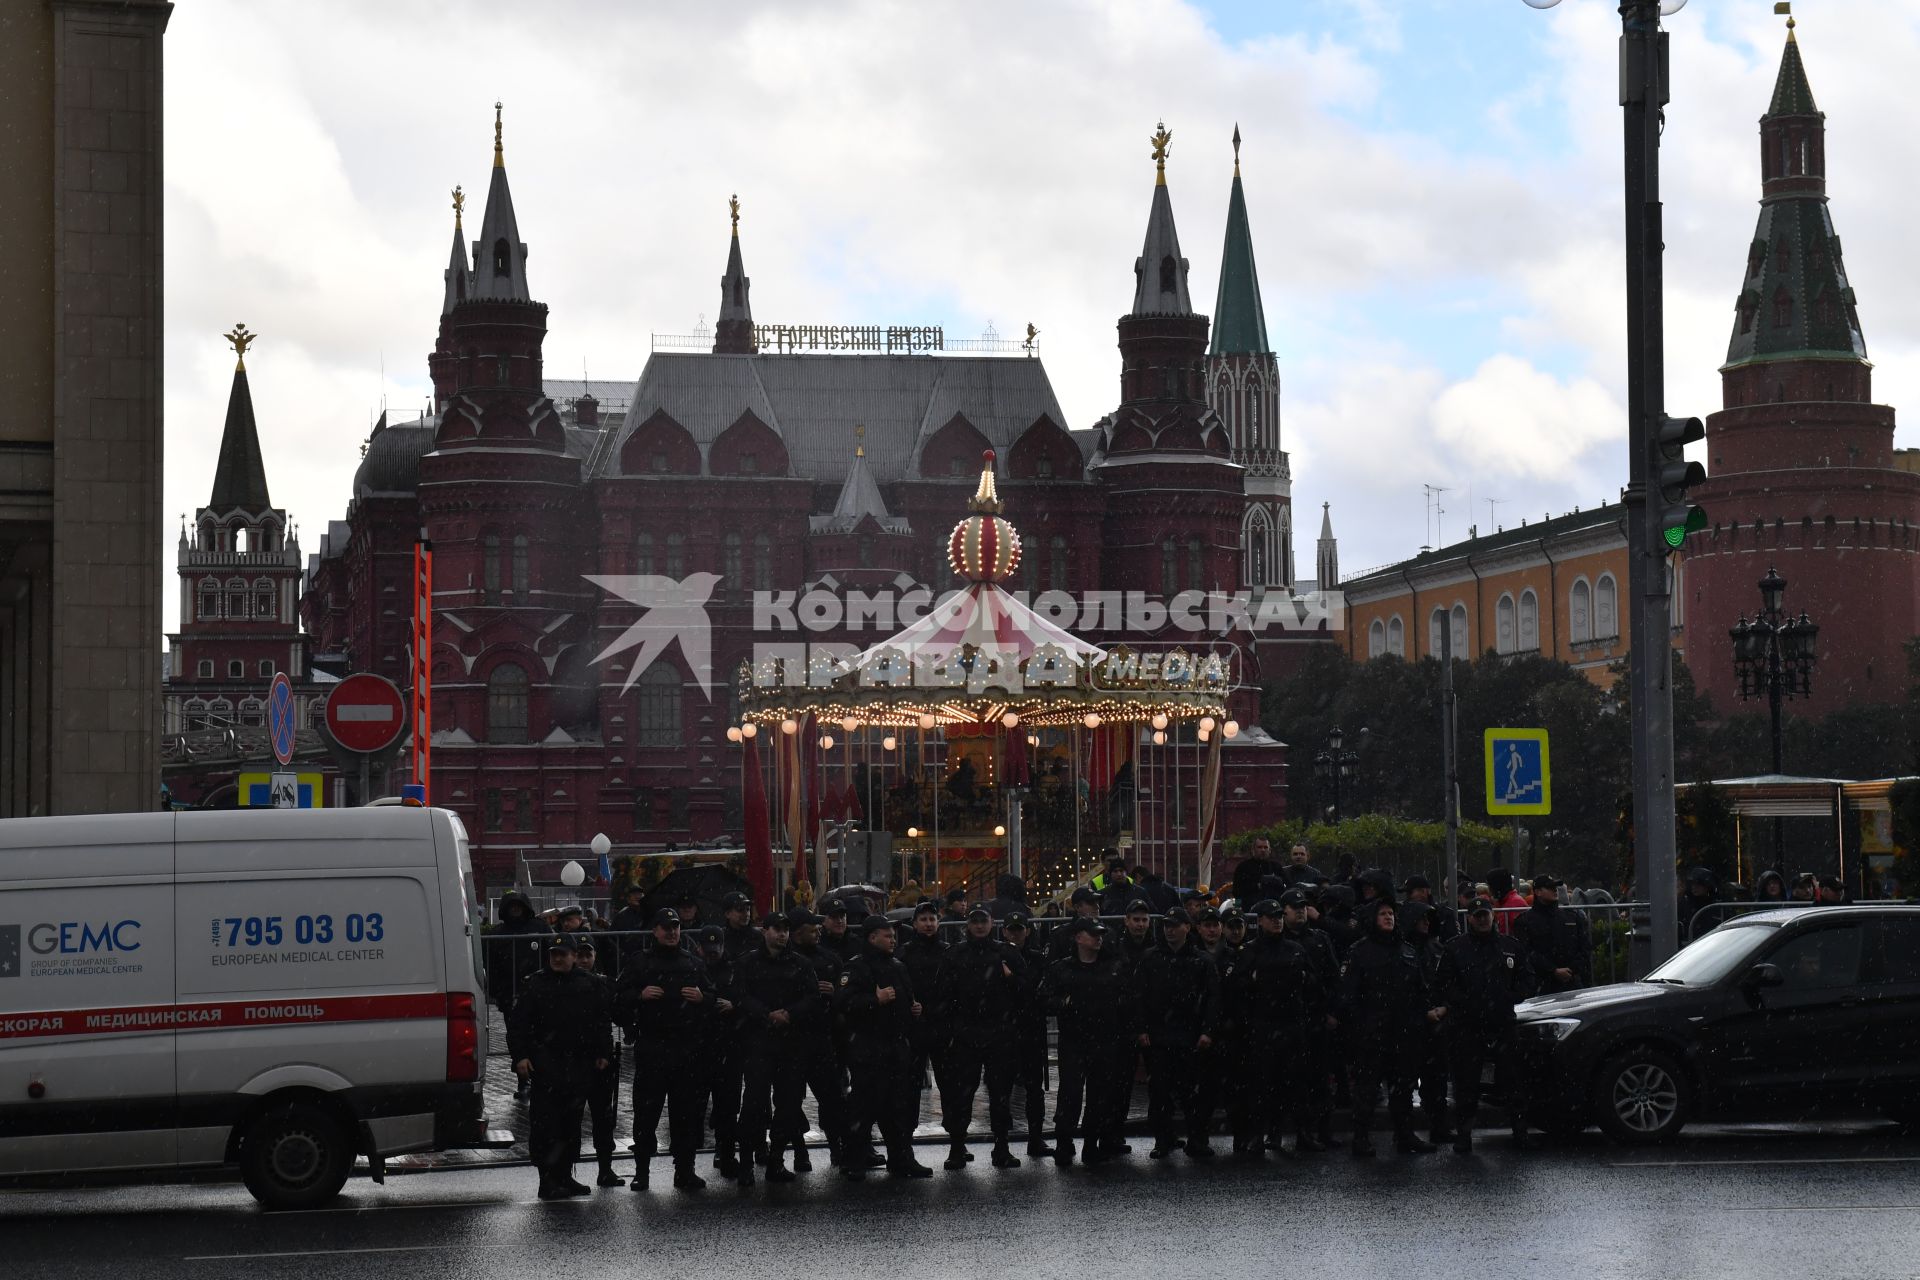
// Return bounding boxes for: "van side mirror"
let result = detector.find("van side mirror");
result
[1746,962,1785,990]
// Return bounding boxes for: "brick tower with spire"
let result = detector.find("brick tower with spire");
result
[1687,18,1920,715]
[1206,126,1292,591]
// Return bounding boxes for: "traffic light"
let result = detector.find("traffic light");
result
[1652,414,1706,552]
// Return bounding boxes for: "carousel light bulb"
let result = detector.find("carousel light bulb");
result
[917,712,936,730]
[1001,711,1020,729]
[1151,713,1169,731]
[780,718,798,735]
[1197,728,1211,743]
[819,734,835,750]
[882,734,898,751]
[1199,715,1217,733]
[994,825,1007,837]
[1223,720,1240,739]
[1027,734,1039,747]
[1152,730,1167,746]
[907,827,920,839]
[1083,712,1102,729]
[726,727,742,743]
[740,722,758,738]
[841,717,858,733]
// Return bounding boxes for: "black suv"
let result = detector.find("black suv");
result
[1514,905,1920,1143]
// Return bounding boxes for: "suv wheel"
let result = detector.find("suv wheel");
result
[239,1102,354,1209]
[1594,1047,1689,1144]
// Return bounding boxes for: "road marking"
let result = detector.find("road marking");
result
[1612,1156,1920,1168]
[186,1246,446,1261]
[1727,1205,1920,1213]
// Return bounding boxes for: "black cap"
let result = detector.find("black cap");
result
[913,899,941,917]
[946,887,968,902]
[966,906,991,923]
[1534,874,1561,890]
[1126,898,1152,915]
[1251,898,1281,918]
[1004,912,1032,931]
[1402,874,1431,892]
[651,908,682,928]
[787,908,820,928]
[572,935,597,953]
[1468,897,1495,914]
[1195,906,1222,923]
[762,911,790,930]
[557,904,585,919]
[722,892,752,911]
[1106,854,1126,868]
[544,934,577,954]
[864,916,897,935]
[1070,887,1099,905]
[1221,908,1245,925]
[624,883,644,897]
[1277,888,1309,910]
[823,900,849,917]
[1161,912,1191,928]
[1070,918,1106,938]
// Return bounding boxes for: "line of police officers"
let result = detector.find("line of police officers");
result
[505,882,1562,1199]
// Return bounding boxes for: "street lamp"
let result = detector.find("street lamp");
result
[1729,565,1818,874]
[1314,725,1362,824]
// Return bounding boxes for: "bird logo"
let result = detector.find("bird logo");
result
[585,572,722,697]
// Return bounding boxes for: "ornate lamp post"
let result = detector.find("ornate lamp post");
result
[1314,725,1362,824]
[1729,565,1818,873]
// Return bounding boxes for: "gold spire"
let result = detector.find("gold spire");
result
[492,101,504,168]
[451,185,465,230]
[969,449,1003,514]
[225,323,256,371]
[854,423,865,459]
[1776,1,1794,37]
[729,193,740,237]
[1151,121,1172,186]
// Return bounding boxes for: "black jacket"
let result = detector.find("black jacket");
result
[837,945,918,1065]
[1283,923,1341,1021]
[733,945,820,1044]
[986,874,1031,920]
[613,941,714,1041]
[1435,929,1531,1029]
[487,892,551,1000]
[791,942,843,1041]
[1042,954,1140,1044]
[1339,926,1431,1047]
[819,924,858,960]
[507,966,614,1066]
[937,934,1029,1043]
[609,903,651,961]
[899,930,949,1038]
[1137,874,1182,916]
[1231,857,1283,908]
[1225,930,1316,1032]
[1139,937,1221,1048]
[1512,902,1591,993]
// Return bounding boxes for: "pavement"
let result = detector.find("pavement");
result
[7,1123,1920,1279]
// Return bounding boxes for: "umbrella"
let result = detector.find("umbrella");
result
[642,863,755,929]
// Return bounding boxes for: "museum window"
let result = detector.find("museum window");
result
[637,664,682,746]
[483,534,501,603]
[636,532,654,575]
[1049,536,1068,592]
[752,533,772,592]
[487,663,530,744]
[1161,538,1177,593]
[1187,538,1204,591]
[511,534,529,596]
[197,659,214,679]
[724,532,743,588]
[666,532,686,578]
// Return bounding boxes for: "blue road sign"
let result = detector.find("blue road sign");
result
[268,671,296,766]
[1484,728,1551,816]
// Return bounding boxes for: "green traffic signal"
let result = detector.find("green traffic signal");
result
[1653,415,1706,554]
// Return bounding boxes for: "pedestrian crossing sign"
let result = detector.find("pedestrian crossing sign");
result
[1484,728,1551,816]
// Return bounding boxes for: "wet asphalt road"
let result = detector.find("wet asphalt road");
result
[8,1123,1920,1279]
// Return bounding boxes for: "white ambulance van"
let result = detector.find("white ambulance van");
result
[0,805,489,1208]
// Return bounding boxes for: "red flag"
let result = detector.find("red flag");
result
[844,781,864,822]
[743,735,774,913]
[1004,725,1029,785]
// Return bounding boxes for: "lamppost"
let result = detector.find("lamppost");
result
[1315,726,1361,824]
[1730,566,1818,874]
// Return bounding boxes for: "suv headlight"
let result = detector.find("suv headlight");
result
[1528,1018,1581,1042]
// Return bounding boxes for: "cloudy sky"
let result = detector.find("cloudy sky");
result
[163,0,1920,626]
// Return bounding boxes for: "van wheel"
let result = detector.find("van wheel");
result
[240,1103,353,1209]
[1593,1047,1689,1145]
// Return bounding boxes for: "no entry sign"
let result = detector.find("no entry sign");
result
[325,673,406,755]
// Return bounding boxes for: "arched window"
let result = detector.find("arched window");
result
[1386,616,1405,657]
[1161,538,1177,593]
[1159,255,1176,294]
[208,697,233,724]
[226,578,248,619]
[1429,608,1447,658]
[1570,578,1592,643]
[1246,509,1269,586]
[1450,603,1469,656]
[1496,594,1516,655]
[511,534,529,595]
[636,532,655,576]
[254,578,274,621]
[486,664,529,744]
[1049,535,1068,591]
[492,237,510,277]
[723,532,743,588]
[483,535,501,602]
[1518,590,1539,652]
[1187,537,1204,591]
[666,532,686,579]
[258,659,275,678]
[185,699,209,731]
[196,659,213,679]
[637,664,681,746]
[239,698,265,728]
[227,659,244,679]
[752,533,772,592]
[1368,619,1386,659]
[1595,574,1619,639]
[199,579,219,620]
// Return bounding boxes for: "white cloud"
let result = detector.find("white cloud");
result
[1431,354,1623,481]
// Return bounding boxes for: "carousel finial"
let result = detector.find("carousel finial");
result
[968,448,1003,515]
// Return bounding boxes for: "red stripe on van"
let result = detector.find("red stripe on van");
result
[0,993,447,1041]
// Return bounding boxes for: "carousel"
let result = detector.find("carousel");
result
[727,451,1247,909]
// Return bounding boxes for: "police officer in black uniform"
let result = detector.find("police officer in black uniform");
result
[1397,900,1455,1149]
[1512,874,1591,995]
[1281,888,1340,1150]
[1001,911,1053,1159]
[732,910,818,1184]
[1047,887,1103,962]
[569,936,625,1187]
[788,907,847,1171]
[508,935,613,1199]
[1139,909,1221,1159]
[1435,896,1534,1153]
[1340,899,1441,1157]
[837,917,933,1179]
[899,899,951,1138]
[614,909,714,1191]
[1223,899,1316,1155]
[1043,919,1140,1165]
[694,924,746,1180]
[936,906,1029,1169]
